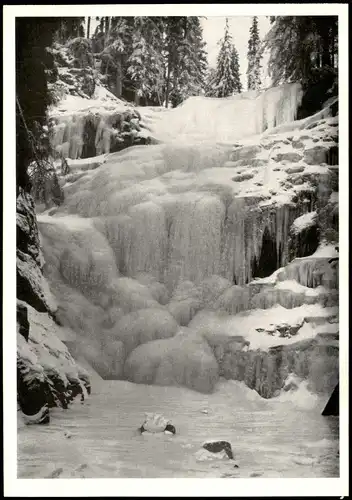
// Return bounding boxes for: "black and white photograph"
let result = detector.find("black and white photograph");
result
[3,3,349,497]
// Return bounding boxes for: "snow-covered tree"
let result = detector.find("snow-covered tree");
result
[169,17,208,107]
[127,17,165,105]
[55,18,85,44]
[89,16,209,106]
[94,17,134,98]
[263,16,338,86]
[210,19,242,97]
[246,16,262,91]
[204,67,217,96]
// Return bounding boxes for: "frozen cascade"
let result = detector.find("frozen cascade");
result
[37,82,338,396]
[50,82,303,158]
[149,83,303,144]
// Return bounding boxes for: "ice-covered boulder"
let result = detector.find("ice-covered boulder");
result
[113,308,178,355]
[125,333,219,393]
[139,413,176,434]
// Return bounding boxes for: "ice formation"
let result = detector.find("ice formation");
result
[145,83,303,144]
[49,85,145,159]
[38,82,338,395]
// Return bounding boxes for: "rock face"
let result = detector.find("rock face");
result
[16,187,90,422]
[213,332,338,399]
[17,188,55,313]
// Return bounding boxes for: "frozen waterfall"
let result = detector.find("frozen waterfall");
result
[39,82,338,395]
[50,82,303,157]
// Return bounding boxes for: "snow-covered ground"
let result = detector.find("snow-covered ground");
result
[18,378,338,478]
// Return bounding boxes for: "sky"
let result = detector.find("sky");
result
[86,16,272,89]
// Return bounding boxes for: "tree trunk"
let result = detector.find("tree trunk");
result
[165,50,172,108]
[115,55,122,98]
[105,17,110,36]
[165,57,171,108]
[134,91,140,106]
[87,17,91,39]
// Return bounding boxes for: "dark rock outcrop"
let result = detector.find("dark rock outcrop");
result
[322,383,339,416]
[203,441,234,460]
[16,188,53,313]
[17,302,30,341]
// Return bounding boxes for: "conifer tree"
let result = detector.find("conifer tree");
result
[95,17,134,98]
[16,18,61,192]
[211,18,242,97]
[204,67,217,97]
[263,16,338,86]
[127,17,165,105]
[169,17,208,107]
[56,17,85,44]
[247,16,262,91]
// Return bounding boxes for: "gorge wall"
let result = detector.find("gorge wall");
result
[16,187,91,423]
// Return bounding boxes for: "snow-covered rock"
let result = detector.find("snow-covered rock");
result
[16,187,90,421]
[17,303,90,420]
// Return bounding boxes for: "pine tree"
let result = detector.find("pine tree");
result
[263,16,338,86]
[205,67,217,96]
[127,17,165,105]
[16,18,61,192]
[163,17,185,107]
[55,18,85,44]
[169,17,208,107]
[247,16,262,91]
[90,16,209,106]
[211,18,242,97]
[94,17,134,98]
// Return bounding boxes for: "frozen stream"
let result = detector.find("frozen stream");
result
[18,378,339,478]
